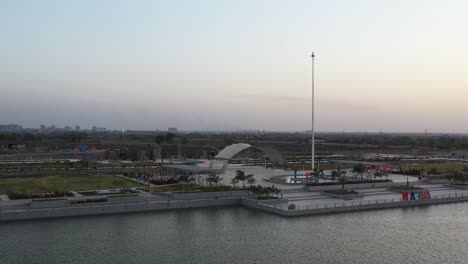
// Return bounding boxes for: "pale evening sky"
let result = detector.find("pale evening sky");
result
[1,0,467,132]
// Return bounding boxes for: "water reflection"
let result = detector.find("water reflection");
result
[1,204,468,264]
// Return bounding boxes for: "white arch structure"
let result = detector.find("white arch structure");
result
[208,143,285,173]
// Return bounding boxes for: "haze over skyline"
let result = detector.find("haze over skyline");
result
[1,0,468,132]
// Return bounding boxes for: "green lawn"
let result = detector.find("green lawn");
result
[0,175,143,195]
[401,163,466,173]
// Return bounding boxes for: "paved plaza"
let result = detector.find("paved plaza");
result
[219,165,467,210]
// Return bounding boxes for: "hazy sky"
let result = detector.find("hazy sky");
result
[1,0,467,132]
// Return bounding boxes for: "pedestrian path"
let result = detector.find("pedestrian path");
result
[280,184,468,208]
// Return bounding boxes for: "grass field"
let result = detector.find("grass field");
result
[401,163,467,173]
[0,175,143,195]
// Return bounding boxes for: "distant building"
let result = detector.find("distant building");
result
[0,124,23,132]
[64,126,73,131]
[7,144,26,150]
[92,126,106,132]
[75,125,80,131]
[40,124,46,132]
[168,127,178,133]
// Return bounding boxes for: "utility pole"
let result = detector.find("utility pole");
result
[311,52,316,171]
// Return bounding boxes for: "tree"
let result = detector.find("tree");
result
[331,171,338,181]
[207,172,223,187]
[165,133,176,144]
[272,186,281,197]
[247,176,257,186]
[248,185,281,198]
[177,172,195,184]
[234,170,255,188]
[230,177,239,188]
[352,164,365,181]
[155,135,165,145]
[335,168,347,191]
[374,171,382,180]
[448,169,467,183]
[310,167,320,183]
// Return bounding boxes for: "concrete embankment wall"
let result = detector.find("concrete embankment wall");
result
[0,197,242,221]
[0,190,255,221]
[241,198,289,215]
[244,195,468,217]
[3,193,468,221]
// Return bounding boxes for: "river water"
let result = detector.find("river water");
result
[1,203,468,264]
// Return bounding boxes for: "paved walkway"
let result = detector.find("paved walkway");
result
[278,183,468,209]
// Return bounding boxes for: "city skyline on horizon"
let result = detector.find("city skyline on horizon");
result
[2,1,468,133]
[2,122,467,135]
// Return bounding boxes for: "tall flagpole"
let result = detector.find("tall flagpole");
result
[311,52,315,171]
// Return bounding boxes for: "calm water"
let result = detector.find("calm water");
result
[1,204,468,264]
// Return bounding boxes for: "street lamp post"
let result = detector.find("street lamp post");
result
[311,52,316,171]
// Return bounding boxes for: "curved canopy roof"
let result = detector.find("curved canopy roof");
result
[213,143,284,163]
[214,143,252,160]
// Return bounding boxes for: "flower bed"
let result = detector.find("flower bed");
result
[321,189,364,199]
[388,185,424,193]
[7,191,70,200]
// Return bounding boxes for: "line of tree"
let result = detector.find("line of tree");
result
[248,185,281,197]
[447,167,468,183]
[155,133,177,145]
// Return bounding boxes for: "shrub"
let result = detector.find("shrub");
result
[324,189,358,195]
[391,185,422,190]
[256,196,278,200]
[150,178,178,185]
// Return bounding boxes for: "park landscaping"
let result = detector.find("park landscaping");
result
[390,185,423,191]
[321,189,364,199]
[324,189,359,195]
[151,184,234,193]
[0,175,143,199]
[400,163,466,174]
[387,185,425,193]
[304,179,392,186]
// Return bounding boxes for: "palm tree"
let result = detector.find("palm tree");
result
[207,172,223,187]
[235,170,255,188]
[336,167,346,190]
[352,164,365,181]
[338,175,346,191]
[230,177,239,188]
[207,171,215,187]
[271,185,281,197]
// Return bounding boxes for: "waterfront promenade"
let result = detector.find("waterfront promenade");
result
[1,180,468,221]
